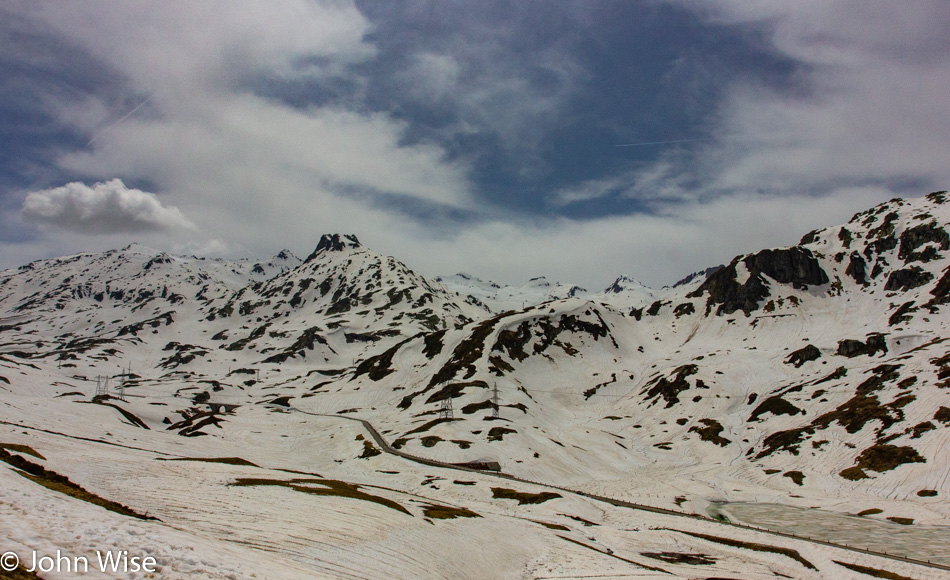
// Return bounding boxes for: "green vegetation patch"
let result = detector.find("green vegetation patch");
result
[232,477,410,515]
[668,528,816,571]
[0,443,45,460]
[491,487,561,505]
[1,448,155,520]
[833,560,917,580]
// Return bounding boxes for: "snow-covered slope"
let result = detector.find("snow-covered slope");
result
[2,193,950,578]
[437,272,588,312]
[313,192,950,519]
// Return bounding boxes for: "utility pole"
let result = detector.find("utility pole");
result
[440,397,453,420]
[95,375,109,398]
[116,372,126,402]
[492,382,500,419]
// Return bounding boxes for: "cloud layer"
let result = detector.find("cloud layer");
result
[22,179,193,234]
[1,1,948,288]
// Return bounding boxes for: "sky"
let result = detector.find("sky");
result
[1,1,949,289]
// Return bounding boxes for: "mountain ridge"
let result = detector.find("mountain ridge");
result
[1,191,949,542]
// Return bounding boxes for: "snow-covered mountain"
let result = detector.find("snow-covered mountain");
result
[2,192,950,578]
[339,192,950,508]
[437,272,588,312]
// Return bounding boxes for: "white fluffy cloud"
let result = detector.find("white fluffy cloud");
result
[662,0,950,197]
[21,179,194,234]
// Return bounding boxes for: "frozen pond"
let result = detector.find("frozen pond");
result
[709,502,950,565]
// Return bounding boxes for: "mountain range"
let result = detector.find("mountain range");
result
[2,192,949,578]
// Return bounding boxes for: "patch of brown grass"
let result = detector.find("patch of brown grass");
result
[833,560,917,579]
[491,487,561,505]
[159,456,258,467]
[0,443,45,460]
[667,528,816,570]
[1,448,155,520]
[421,504,481,519]
[232,477,410,515]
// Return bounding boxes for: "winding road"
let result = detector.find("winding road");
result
[295,407,950,574]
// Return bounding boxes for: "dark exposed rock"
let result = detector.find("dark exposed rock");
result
[749,396,802,422]
[910,421,935,439]
[934,406,950,424]
[839,443,925,480]
[898,222,948,263]
[836,334,887,358]
[584,373,617,400]
[263,327,331,363]
[755,365,906,460]
[689,419,731,446]
[884,266,934,292]
[305,234,361,261]
[688,247,828,315]
[783,471,805,486]
[642,365,698,408]
[422,330,447,359]
[799,229,822,245]
[225,323,270,351]
[838,227,853,248]
[926,190,948,204]
[487,426,516,441]
[492,322,531,362]
[672,265,724,288]
[925,265,950,307]
[673,302,695,317]
[785,345,821,368]
[845,252,868,285]
[888,301,918,326]
[424,381,488,404]
[354,337,414,383]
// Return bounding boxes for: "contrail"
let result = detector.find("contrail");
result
[615,137,711,147]
[86,93,154,146]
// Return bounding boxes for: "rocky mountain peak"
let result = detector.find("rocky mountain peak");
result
[305,234,362,261]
